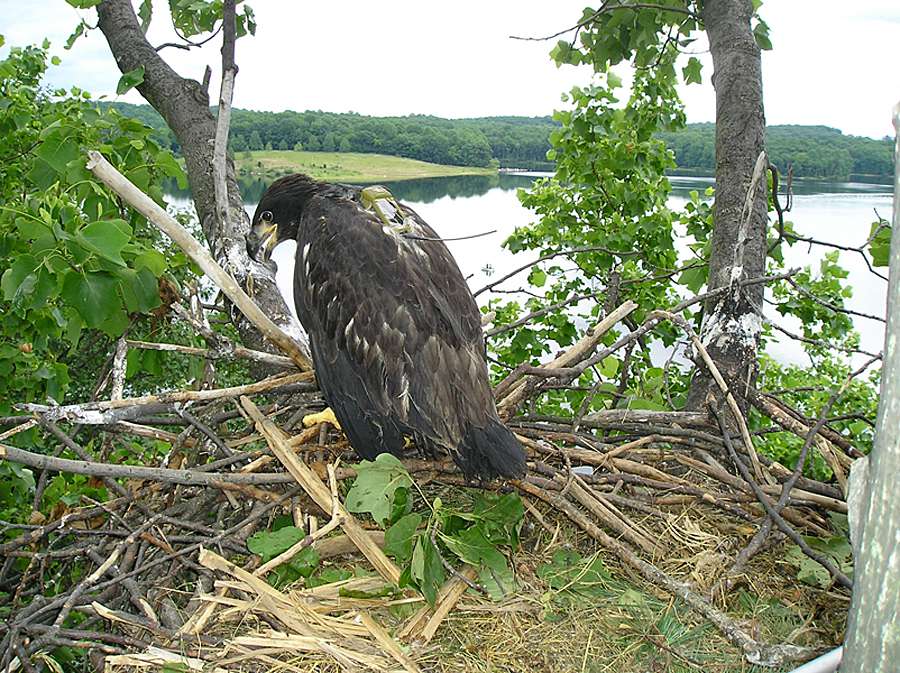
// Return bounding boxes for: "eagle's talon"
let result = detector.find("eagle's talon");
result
[302,408,341,431]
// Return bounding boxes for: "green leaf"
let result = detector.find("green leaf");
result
[116,66,145,95]
[308,567,353,588]
[155,150,188,189]
[389,486,413,523]
[384,513,422,564]
[60,271,123,329]
[36,129,79,176]
[550,40,578,67]
[470,492,524,546]
[1,255,37,302]
[528,267,547,287]
[138,0,153,32]
[682,56,702,85]
[26,159,57,190]
[410,535,444,605]
[119,267,160,313]
[441,526,507,574]
[65,0,102,7]
[753,20,773,51]
[288,546,320,577]
[538,549,612,597]
[247,526,306,561]
[868,221,891,267]
[345,454,413,525]
[599,355,619,379]
[65,21,87,50]
[77,220,132,266]
[134,249,167,275]
[478,562,516,601]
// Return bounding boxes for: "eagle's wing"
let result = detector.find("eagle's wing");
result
[293,193,497,466]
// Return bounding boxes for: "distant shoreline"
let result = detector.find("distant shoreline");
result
[234,150,496,183]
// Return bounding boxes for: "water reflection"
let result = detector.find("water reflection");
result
[164,172,892,208]
[163,173,541,206]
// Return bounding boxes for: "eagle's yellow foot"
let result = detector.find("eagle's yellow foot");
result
[302,408,341,430]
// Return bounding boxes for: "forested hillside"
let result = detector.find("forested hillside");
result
[659,123,893,179]
[106,102,893,179]
[104,103,555,169]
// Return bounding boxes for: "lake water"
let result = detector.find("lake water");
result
[167,173,894,365]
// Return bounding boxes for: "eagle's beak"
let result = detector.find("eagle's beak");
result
[248,220,279,262]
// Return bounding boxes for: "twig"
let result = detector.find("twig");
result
[710,405,852,589]
[239,396,402,583]
[253,462,345,577]
[126,338,295,369]
[17,371,313,423]
[654,309,767,483]
[0,443,296,486]
[714,357,876,593]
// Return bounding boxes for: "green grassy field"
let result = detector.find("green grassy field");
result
[235,150,496,183]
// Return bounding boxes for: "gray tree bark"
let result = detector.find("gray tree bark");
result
[96,0,305,357]
[687,0,768,412]
[840,104,900,673]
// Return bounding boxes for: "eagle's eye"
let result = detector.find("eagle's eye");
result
[260,210,274,223]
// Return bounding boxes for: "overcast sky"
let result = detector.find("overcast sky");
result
[1,1,898,139]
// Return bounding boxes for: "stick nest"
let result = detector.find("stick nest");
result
[0,305,863,673]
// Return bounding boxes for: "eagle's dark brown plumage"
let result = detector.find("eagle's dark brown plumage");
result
[248,174,526,480]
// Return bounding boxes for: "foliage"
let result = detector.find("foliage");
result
[102,100,893,179]
[0,40,187,413]
[867,215,892,267]
[0,41,255,526]
[486,64,695,414]
[755,355,880,478]
[345,453,414,525]
[537,549,615,598]
[346,460,524,605]
[785,514,854,588]
[64,0,257,48]
[247,517,320,587]
[480,1,880,478]
[105,103,527,169]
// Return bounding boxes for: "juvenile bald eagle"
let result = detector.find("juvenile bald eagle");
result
[248,174,526,481]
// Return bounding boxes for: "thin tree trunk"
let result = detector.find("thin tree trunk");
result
[687,0,768,412]
[96,0,306,357]
[840,103,900,673]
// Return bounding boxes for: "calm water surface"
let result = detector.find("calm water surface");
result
[168,173,894,364]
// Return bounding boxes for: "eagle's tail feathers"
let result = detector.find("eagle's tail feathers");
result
[458,421,527,481]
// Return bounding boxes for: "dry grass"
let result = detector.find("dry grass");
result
[413,495,846,673]
[104,481,847,673]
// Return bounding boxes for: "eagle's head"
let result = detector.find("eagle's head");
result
[248,174,321,262]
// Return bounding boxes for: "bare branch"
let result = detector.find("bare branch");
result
[86,151,311,369]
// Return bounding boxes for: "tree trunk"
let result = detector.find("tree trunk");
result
[96,0,306,357]
[687,0,768,412]
[840,104,900,673]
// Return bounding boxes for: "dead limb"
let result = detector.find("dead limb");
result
[16,371,313,423]
[86,150,311,370]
